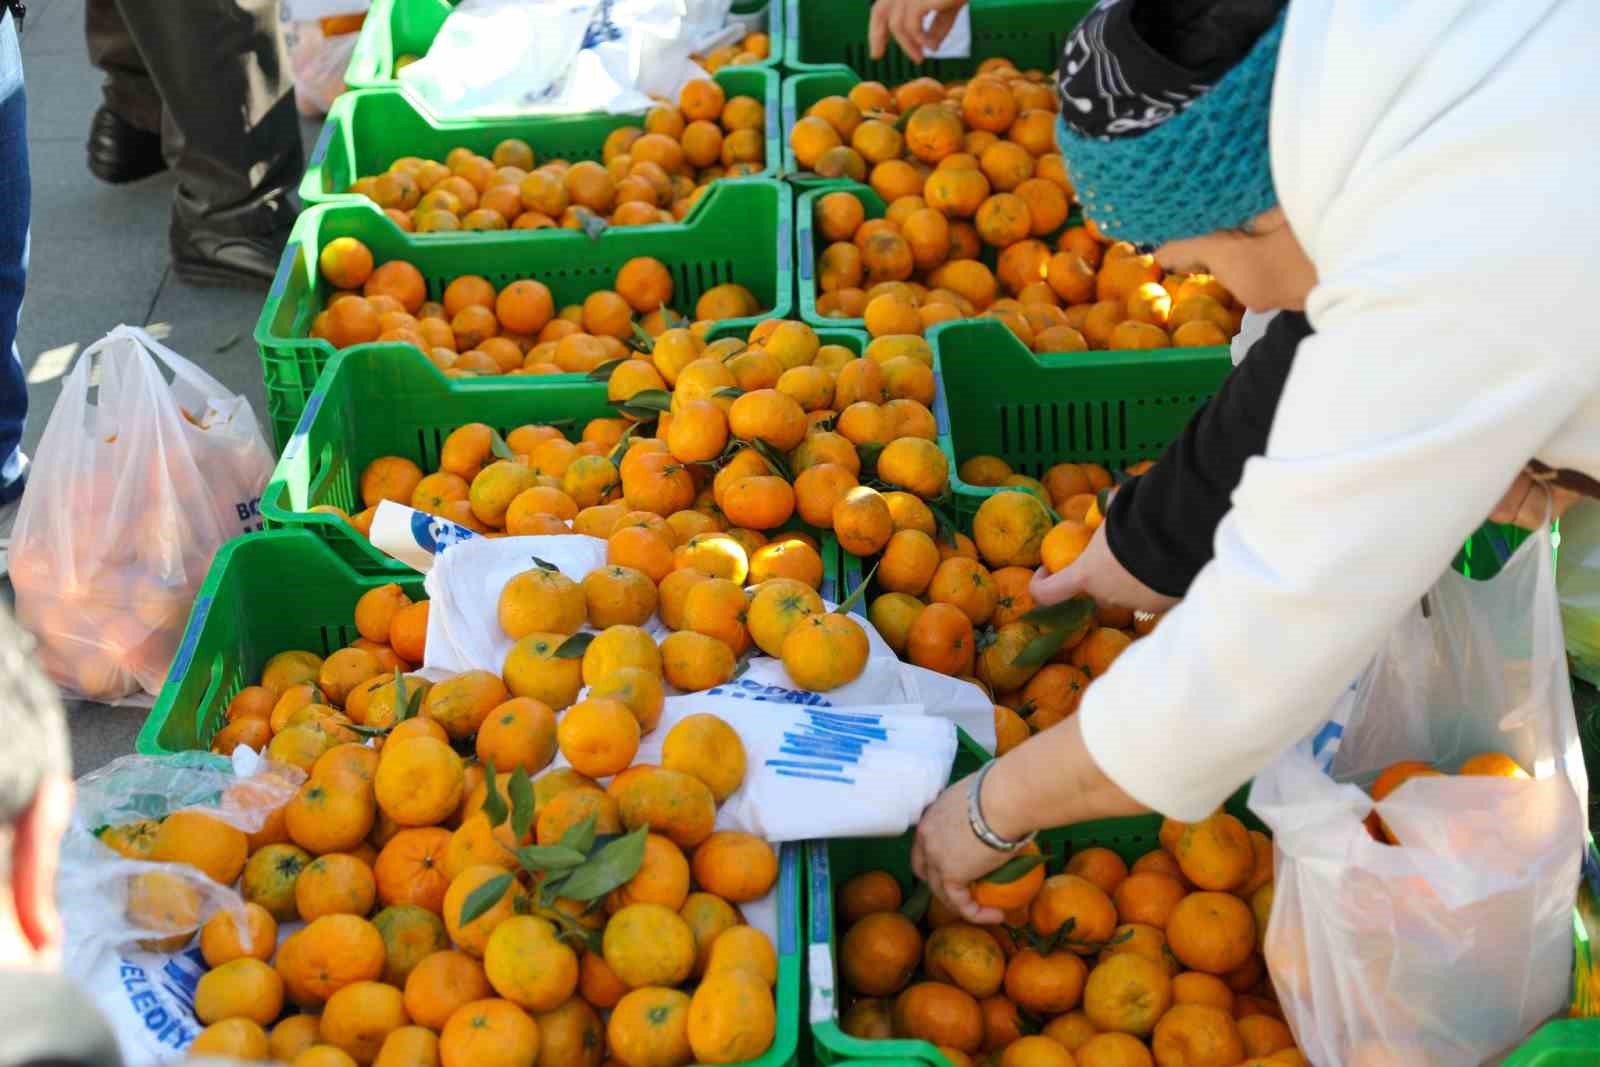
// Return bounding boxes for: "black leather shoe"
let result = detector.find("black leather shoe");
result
[86,106,167,185]
[171,227,288,290]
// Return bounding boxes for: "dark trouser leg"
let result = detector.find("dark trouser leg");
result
[84,0,167,184]
[0,14,30,504]
[103,0,303,242]
[85,0,162,133]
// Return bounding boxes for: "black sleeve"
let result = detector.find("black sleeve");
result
[1103,310,1314,598]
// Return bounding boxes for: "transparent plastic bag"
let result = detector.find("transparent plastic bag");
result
[9,326,274,701]
[60,750,302,1062]
[1558,500,1600,687]
[398,0,703,118]
[1250,523,1587,1064]
[284,17,360,116]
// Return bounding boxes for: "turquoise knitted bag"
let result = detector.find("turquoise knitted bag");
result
[1056,11,1286,249]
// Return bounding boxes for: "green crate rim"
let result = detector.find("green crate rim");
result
[346,0,783,89]
[928,317,1231,510]
[778,67,864,192]
[302,67,782,218]
[137,531,426,758]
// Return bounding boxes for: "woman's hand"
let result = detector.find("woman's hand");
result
[910,770,1012,926]
[868,0,968,62]
[914,718,1149,923]
[1029,520,1180,614]
[1491,469,1581,529]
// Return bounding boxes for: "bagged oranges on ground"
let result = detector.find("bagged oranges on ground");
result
[309,238,766,379]
[346,79,766,234]
[9,326,274,701]
[831,809,1302,1067]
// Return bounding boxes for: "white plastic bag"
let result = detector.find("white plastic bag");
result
[410,527,995,742]
[9,325,274,701]
[60,751,302,1064]
[1250,524,1587,1065]
[283,19,361,116]
[1558,500,1600,687]
[398,0,707,118]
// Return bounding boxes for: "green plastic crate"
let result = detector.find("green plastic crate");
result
[343,0,448,87]
[137,531,427,757]
[803,736,1251,1065]
[255,179,793,449]
[795,181,1079,331]
[779,67,860,191]
[784,0,1091,79]
[932,317,1231,519]
[796,180,883,330]
[346,0,783,88]
[138,530,804,1067]
[804,736,1600,1065]
[303,67,781,211]
[261,332,863,581]
[259,346,620,575]
[1505,1020,1600,1066]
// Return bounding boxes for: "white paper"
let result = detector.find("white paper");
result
[924,7,972,59]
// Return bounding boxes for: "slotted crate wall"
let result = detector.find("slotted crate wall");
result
[930,318,1230,518]
[256,180,791,448]
[304,67,780,207]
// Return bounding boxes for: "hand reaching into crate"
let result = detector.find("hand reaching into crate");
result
[868,0,968,62]
[910,715,1146,924]
[1029,518,1178,616]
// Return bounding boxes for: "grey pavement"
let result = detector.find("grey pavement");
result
[13,0,322,773]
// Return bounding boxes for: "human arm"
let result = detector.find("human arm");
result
[1031,310,1311,611]
[1068,0,1600,821]
[914,0,1600,920]
[910,716,1147,924]
[867,0,967,62]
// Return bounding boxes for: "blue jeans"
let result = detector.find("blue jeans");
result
[0,11,29,506]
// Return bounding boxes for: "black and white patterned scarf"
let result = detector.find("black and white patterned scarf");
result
[1058,0,1286,141]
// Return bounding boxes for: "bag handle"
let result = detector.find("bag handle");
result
[99,324,237,402]
[1495,498,1563,733]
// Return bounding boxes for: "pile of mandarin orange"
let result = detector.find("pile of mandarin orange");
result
[792,62,1244,353]
[344,79,767,234]
[309,236,761,377]
[691,29,772,72]
[118,575,787,1067]
[835,809,1296,1067]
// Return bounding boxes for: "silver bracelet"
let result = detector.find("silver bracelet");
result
[968,761,1036,852]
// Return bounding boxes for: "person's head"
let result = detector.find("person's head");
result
[1055,0,1315,311]
[0,608,73,970]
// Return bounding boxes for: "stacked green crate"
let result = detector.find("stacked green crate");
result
[303,67,781,209]
[256,181,792,449]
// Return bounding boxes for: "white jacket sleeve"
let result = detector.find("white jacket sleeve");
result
[1076,0,1600,820]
